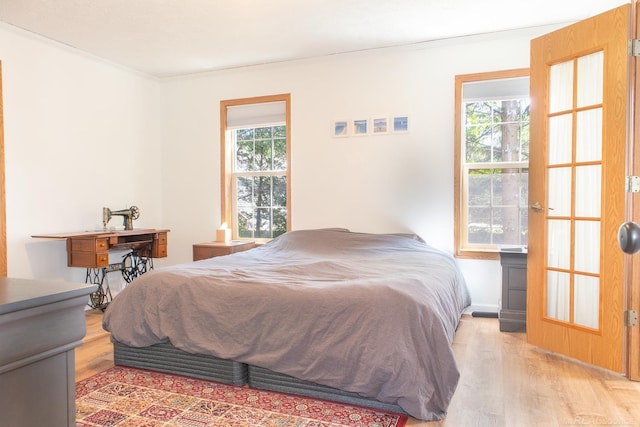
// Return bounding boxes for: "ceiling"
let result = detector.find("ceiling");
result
[0,0,629,78]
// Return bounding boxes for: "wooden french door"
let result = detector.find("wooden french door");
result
[527,5,630,373]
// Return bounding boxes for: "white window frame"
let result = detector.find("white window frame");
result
[454,69,529,260]
[220,94,291,242]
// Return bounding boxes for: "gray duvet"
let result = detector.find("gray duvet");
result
[103,229,471,420]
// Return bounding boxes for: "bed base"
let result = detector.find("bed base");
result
[248,365,406,414]
[113,342,406,415]
[113,342,248,386]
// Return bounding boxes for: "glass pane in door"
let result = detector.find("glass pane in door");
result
[575,165,602,218]
[549,61,574,113]
[547,270,570,321]
[574,275,600,329]
[548,167,572,216]
[574,220,601,274]
[576,108,603,162]
[577,51,604,107]
[548,220,571,269]
[548,114,573,165]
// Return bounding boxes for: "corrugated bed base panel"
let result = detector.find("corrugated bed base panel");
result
[248,365,406,415]
[113,342,248,386]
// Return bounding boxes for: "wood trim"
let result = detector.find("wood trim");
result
[0,61,6,277]
[628,0,640,381]
[219,94,292,239]
[453,68,529,261]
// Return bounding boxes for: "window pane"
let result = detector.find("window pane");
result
[255,139,273,171]
[237,128,254,141]
[468,207,491,244]
[237,177,252,207]
[273,176,287,207]
[253,176,272,206]
[465,102,495,163]
[236,140,255,172]
[493,170,522,245]
[273,138,287,170]
[255,208,272,238]
[273,208,287,237]
[468,171,491,205]
[237,207,253,238]
[235,174,287,240]
[467,168,528,246]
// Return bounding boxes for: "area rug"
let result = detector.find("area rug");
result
[76,366,408,427]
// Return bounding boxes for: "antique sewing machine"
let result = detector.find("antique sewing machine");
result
[103,205,140,230]
[33,204,168,310]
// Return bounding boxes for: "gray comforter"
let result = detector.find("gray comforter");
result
[103,229,471,420]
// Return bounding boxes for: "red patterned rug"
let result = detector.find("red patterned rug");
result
[76,366,408,426]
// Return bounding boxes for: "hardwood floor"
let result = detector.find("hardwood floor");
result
[76,310,640,426]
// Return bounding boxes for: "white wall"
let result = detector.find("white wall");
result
[1,21,563,311]
[160,25,564,313]
[0,23,164,289]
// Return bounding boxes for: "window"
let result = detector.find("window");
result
[220,94,291,241]
[454,70,529,259]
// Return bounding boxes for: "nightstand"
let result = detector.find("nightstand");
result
[193,240,256,261]
[499,249,527,332]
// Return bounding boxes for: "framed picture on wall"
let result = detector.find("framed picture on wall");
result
[352,118,368,136]
[371,116,389,134]
[332,120,349,137]
[392,115,409,133]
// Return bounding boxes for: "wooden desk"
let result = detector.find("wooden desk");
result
[32,228,169,268]
[32,229,169,309]
[0,278,93,427]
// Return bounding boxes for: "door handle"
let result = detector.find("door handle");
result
[530,202,544,212]
[619,222,640,254]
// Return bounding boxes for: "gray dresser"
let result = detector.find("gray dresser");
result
[0,278,93,427]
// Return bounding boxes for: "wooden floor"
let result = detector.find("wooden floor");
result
[76,310,640,426]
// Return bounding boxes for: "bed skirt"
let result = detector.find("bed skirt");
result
[113,342,406,415]
[113,341,248,386]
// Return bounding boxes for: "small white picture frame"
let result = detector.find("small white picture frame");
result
[392,115,409,133]
[332,120,349,137]
[371,116,389,134]
[352,118,368,136]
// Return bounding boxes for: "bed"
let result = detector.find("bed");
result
[102,228,471,421]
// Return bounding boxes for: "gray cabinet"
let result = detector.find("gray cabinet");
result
[0,278,93,427]
[499,250,527,332]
